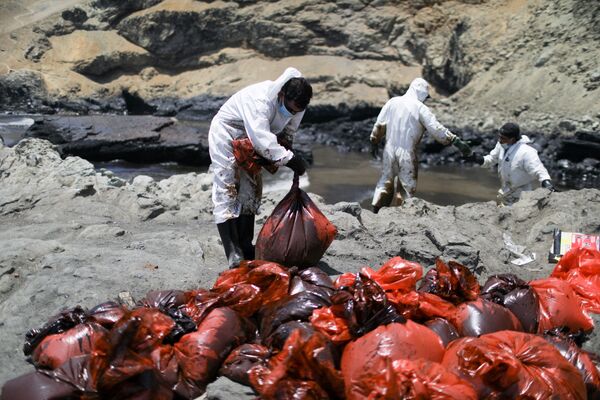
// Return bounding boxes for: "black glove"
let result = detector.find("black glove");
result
[453,137,472,157]
[542,179,556,192]
[286,153,306,176]
[466,153,484,165]
[370,142,380,160]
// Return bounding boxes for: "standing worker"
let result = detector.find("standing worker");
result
[209,67,312,268]
[369,77,472,213]
[469,122,556,205]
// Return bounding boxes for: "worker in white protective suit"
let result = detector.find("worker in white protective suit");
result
[470,122,556,205]
[208,67,312,268]
[370,77,472,213]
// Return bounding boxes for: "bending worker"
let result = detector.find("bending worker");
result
[208,67,312,268]
[470,122,556,205]
[370,77,471,213]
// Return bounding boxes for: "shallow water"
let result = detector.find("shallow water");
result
[94,145,501,207]
[0,116,35,146]
[308,146,500,207]
[0,116,502,206]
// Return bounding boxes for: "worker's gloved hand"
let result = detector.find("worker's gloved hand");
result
[286,152,307,176]
[542,179,557,192]
[370,142,380,160]
[453,137,473,157]
[466,153,484,165]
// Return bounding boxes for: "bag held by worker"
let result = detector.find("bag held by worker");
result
[232,138,278,175]
[256,175,337,268]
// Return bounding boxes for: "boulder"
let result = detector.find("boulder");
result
[25,115,211,165]
[45,30,154,76]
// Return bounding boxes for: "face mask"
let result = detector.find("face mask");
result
[501,143,510,151]
[278,99,294,119]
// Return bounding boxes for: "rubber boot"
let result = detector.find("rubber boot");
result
[238,214,256,260]
[216,219,244,269]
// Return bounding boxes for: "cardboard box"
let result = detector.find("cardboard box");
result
[549,229,600,262]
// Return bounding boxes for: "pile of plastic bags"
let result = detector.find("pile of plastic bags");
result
[2,247,600,399]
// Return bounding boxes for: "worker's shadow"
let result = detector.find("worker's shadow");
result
[317,261,342,276]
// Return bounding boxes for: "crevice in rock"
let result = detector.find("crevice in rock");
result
[424,20,472,95]
[75,185,97,197]
[122,90,157,115]
[556,132,600,162]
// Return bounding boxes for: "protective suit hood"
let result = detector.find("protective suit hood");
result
[406,78,430,102]
[518,135,532,145]
[267,67,302,99]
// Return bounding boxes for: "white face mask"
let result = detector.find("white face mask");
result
[501,143,510,151]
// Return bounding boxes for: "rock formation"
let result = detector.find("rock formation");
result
[0,0,598,132]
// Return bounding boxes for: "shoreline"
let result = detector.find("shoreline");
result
[2,111,598,192]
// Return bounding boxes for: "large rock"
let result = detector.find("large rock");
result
[0,70,49,112]
[45,30,153,76]
[2,0,598,126]
[117,1,244,61]
[25,115,211,164]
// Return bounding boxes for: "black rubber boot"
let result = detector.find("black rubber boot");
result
[216,218,244,269]
[238,214,256,260]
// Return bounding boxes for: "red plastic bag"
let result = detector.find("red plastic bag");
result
[449,298,523,337]
[310,274,404,341]
[24,306,87,356]
[310,306,353,345]
[289,266,335,298]
[342,321,446,398]
[418,258,480,304]
[182,261,291,323]
[32,322,108,370]
[425,318,461,347]
[151,345,179,390]
[87,301,126,329]
[173,307,246,398]
[345,358,477,400]
[232,137,277,175]
[259,291,331,339]
[264,321,316,350]
[544,333,600,398]
[89,308,176,394]
[249,330,344,400]
[442,331,587,400]
[529,277,594,334]
[551,247,600,313]
[0,370,79,400]
[481,274,540,333]
[212,260,291,314]
[220,344,271,386]
[386,290,456,321]
[255,176,337,268]
[337,257,423,292]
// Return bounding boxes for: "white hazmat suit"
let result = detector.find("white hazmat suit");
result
[482,135,551,205]
[371,78,457,208]
[208,67,305,223]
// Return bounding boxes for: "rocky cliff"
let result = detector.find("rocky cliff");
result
[1,0,599,133]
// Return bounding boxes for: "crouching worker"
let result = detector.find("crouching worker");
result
[370,78,471,213]
[208,67,312,268]
[469,122,556,205]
